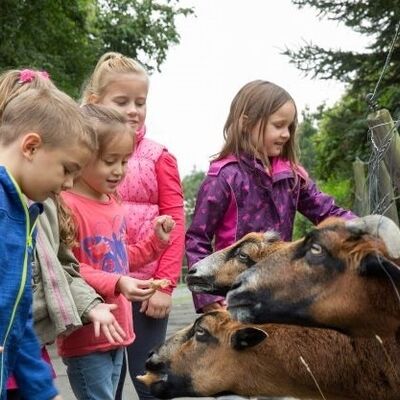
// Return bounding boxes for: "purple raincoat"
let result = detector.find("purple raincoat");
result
[185,154,356,312]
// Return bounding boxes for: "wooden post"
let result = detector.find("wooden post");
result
[367,109,400,191]
[376,162,399,225]
[352,159,370,216]
[367,109,399,226]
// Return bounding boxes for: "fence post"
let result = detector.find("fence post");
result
[367,109,400,192]
[367,109,399,226]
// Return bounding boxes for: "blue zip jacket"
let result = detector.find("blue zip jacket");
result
[0,167,58,399]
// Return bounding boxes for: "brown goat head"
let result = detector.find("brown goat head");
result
[187,231,282,295]
[227,215,400,337]
[139,311,400,399]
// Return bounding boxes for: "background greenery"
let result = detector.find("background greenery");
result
[183,0,400,238]
[0,0,193,98]
[1,0,399,239]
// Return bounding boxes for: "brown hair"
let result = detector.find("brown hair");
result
[0,87,97,152]
[80,103,134,157]
[81,51,148,104]
[54,195,78,248]
[0,70,95,247]
[217,80,298,169]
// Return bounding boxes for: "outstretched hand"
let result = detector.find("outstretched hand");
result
[117,277,156,302]
[87,303,126,344]
[153,215,175,242]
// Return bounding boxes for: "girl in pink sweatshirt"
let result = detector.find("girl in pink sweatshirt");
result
[58,104,175,400]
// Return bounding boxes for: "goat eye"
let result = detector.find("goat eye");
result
[195,327,206,336]
[310,243,322,255]
[195,326,209,341]
[238,251,249,262]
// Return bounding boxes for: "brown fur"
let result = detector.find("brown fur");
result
[225,218,400,336]
[143,311,400,399]
[187,231,284,294]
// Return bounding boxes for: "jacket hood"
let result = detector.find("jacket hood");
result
[136,124,146,143]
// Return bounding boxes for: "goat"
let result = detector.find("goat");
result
[138,311,400,399]
[225,215,400,337]
[186,230,283,296]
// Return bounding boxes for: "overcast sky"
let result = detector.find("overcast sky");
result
[145,0,369,178]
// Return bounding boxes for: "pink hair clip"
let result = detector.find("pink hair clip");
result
[19,69,50,84]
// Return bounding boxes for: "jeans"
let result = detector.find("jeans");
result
[63,348,124,400]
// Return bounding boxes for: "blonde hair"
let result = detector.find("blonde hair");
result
[80,103,134,156]
[217,80,299,169]
[0,87,97,152]
[0,69,54,120]
[81,51,148,104]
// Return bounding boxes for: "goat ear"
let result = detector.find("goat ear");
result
[359,254,400,281]
[231,327,268,350]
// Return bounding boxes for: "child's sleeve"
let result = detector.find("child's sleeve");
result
[127,232,169,271]
[185,173,231,312]
[58,241,103,323]
[297,176,357,223]
[153,151,185,295]
[13,313,58,400]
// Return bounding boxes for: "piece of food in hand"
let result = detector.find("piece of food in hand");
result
[149,278,171,290]
[137,372,159,386]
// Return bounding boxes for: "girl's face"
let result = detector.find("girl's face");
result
[250,100,296,157]
[96,72,148,133]
[77,128,134,201]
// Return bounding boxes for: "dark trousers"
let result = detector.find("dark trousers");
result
[115,302,169,400]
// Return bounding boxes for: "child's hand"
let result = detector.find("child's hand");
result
[117,276,156,302]
[87,303,126,344]
[140,291,172,319]
[153,215,175,242]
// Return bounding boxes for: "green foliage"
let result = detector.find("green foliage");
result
[293,177,352,239]
[182,167,205,227]
[287,0,400,228]
[95,0,193,73]
[286,0,400,98]
[0,0,193,97]
[313,93,370,181]
[0,0,95,97]
[297,107,319,177]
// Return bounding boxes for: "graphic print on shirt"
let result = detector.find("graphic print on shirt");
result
[82,215,129,274]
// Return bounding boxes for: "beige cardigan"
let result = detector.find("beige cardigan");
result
[33,198,102,344]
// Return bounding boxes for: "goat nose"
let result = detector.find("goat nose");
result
[145,353,164,372]
[187,267,197,275]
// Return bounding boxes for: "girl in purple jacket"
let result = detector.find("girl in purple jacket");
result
[186,80,356,313]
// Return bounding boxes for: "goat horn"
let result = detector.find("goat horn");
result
[346,215,400,259]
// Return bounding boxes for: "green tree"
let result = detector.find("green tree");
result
[286,0,400,104]
[0,0,193,97]
[95,0,193,73]
[182,167,205,227]
[297,107,319,177]
[0,0,94,96]
[286,0,400,217]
